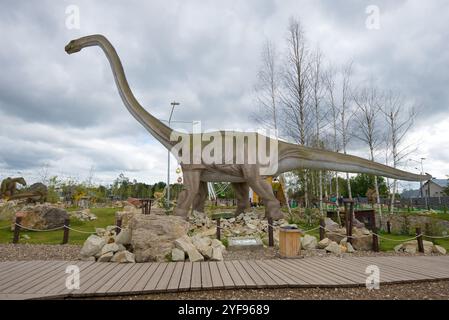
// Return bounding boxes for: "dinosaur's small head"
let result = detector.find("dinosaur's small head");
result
[65,39,82,54]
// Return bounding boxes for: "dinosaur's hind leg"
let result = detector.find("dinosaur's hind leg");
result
[192,181,208,213]
[173,169,201,219]
[231,182,250,216]
[242,166,283,220]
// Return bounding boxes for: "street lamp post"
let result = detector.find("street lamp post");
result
[167,101,180,209]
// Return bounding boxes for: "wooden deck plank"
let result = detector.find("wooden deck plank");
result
[178,262,192,290]
[57,261,113,296]
[200,261,213,289]
[378,256,449,278]
[6,261,67,293]
[295,258,360,285]
[239,260,267,288]
[0,261,45,286]
[224,261,246,288]
[264,260,311,285]
[155,262,176,292]
[307,258,367,284]
[0,261,56,291]
[96,263,135,294]
[0,261,34,278]
[35,261,96,294]
[129,263,158,292]
[255,260,299,286]
[190,262,202,291]
[120,262,154,294]
[355,257,431,281]
[144,262,168,291]
[279,259,341,285]
[167,262,184,292]
[209,262,224,289]
[107,263,142,293]
[231,261,258,288]
[247,260,281,287]
[216,261,234,288]
[76,263,121,294]
[15,261,75,294]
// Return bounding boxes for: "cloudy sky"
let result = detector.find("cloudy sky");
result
[0,0,448,190]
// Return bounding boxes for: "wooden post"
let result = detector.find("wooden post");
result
[319,218,325,240]
[372,226,379,252]
[13,216,21,244]
[268,217,274,247]
[116,217,122,235]
[62,218,70,245]
[387,220,391,234]
[416,227,424,253]
[216,217,221,241]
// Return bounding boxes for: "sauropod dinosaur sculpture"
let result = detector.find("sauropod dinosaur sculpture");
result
[1,177,26,199]
[65,34,430,220]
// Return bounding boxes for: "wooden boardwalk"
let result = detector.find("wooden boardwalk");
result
[0,255,448,299]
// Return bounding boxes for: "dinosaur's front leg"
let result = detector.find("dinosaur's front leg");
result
[242,166,283,220]
[173,169,201,219]
[192,181,208,213]
[231,182,250,216]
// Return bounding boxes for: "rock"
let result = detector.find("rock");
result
[95,228,106,236]
[352,218,365,228]
[187,248,204,262]
[80,235,106,257]
[14,204,69,230]
[404,245,417,254]
[171,248,185,261]
[202,246,214,259]
[394,244,403,253]
[22,234,30,240]
[340,245,347,253]
[325,241,342,254]
[301,234,318,250]
[211,239,226,251]
[70,209,97,222]
[197,227,217,238]
[98,251,114,262]
[111,250,135,263]
[403,240,434,254]
[117,244,127,252]
[340,237,348,245]
[100,243,120,255]
[317,238,331,249]
[175,235,195,252]
[130,214,189,262]
[116,228,131,245]
[0,201,17,221]
[346,242,355,253]
[211,246,224,261]
[433,245,447,255]
[324,217,339,231]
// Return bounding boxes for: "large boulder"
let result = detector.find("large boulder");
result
[433,245,447,255]
[80,235,106,257]
[174,235,204,262]
[0,201,18,221]
[301,234,318,250]
[324,217,340,231]
[111,250,135,263]
[318,238,332,249]
[130,214,189,262]
[325,241,342,254]
[13,204,69,230]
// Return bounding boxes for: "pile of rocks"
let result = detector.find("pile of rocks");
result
[323,217,373,250]
[299,234,355,254]
[79,226,135,263]
[69,209,97,222]
[189,210,288,246]
[172,235,226,262]
[0,200,19,221]
[394,240,447,255]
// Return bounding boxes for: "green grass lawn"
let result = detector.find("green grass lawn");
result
[0,207,118,245]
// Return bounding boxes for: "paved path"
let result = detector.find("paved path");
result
[0,255,448,299]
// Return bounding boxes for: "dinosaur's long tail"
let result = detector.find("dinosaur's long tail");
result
[278,143,430,181]
[65,34,174,150]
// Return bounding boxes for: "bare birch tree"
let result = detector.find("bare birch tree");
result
[353,85,383,221]
[381,91,417,214]
[281,16,312,207]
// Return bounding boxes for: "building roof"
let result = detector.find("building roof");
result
[431,179,449,188]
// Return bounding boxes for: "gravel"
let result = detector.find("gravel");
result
[0,244,82,261]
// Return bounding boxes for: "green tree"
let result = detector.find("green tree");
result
[350,174,388,198]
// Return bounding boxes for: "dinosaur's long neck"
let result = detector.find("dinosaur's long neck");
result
[79,35,174,150]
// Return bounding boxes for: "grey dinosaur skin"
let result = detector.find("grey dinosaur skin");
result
[65,34,430,220]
